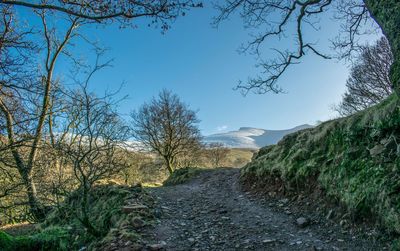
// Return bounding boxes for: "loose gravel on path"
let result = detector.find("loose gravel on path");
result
[143,168,389,251]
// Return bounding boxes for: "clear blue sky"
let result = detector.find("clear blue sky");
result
[19,3,378,135]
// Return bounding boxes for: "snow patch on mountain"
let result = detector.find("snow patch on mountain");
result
[204,124,313,149]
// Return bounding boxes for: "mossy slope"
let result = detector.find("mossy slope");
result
[0,227,68,251]
[242,94,400,233]
[0,184,155,250]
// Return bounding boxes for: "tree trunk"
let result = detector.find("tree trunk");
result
[165,156,174,174]
[19,169,45,221]
[80,182,101,237]
[365,0,400,95]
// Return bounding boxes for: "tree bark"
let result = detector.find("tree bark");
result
[19,169,45,220]
[0,98,45,220]
[365,0,400,96]
[165,156,174,174]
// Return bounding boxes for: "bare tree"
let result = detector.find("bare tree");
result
[0,9,81,220]
[214,0,400,96]
[131,90,202,174]
[54,84,130,237]
[174,141,204,168]
[206,142,229,167]
[0,0,202,31]
[0,0,202,221]
[335,37,393,116]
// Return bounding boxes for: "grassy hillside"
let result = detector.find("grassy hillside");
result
[226,148,256,167]
[242,94,400,233]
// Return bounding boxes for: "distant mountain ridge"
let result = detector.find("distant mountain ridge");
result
[204,124,313,149]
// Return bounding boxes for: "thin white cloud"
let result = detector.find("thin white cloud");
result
[216,125,228,132]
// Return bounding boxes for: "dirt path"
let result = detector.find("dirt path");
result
[142,168,388,250]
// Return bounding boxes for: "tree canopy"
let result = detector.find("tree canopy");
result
[131,90,202,174]
[214,0,399,96]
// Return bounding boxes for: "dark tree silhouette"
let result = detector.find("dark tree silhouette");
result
[0,0,202,31]
[0,0,202,221]
[335,37,393,116]
[57,85,130,237]
[215,0,400,97]
[0,8,75,220]
[131,90,202,174]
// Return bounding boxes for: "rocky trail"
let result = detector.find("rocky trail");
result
[141,168,389,250]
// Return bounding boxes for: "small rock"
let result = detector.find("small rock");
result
[188,238,195,242]
[262,239,276,244]
[296,241,303,245]
[131,217,145,228]
[326,209,334,220]
[280,198,289,204]
[131,243,143,251]
[285,210,292,215]
[296,217,310,228]
[340,219,348,227]
[148,241,167,251]
[311,246,323,251]
[382,137,398,154]
[369,144,385,157]
[122,204,148,213]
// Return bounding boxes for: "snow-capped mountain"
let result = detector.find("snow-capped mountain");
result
[204,124,313,149]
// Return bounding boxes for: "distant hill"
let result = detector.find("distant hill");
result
[204,124,313,149]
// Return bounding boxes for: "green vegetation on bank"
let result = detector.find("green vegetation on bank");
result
[163,167,203,186]
[242,94,400,233]
[0,184,155,250]
[0,227,68,251]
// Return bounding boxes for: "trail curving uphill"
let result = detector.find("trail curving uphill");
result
[143,168,388,250]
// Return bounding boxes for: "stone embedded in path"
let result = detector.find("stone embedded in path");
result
[148,241,167,250]
[262,238,276,244]
[369,144,385,156]
[280,198,289,204]
[122,204,148,213]
[296,217,310,228]
[218,209,228,214]
[131,217,146,228]
[141,168,388,251]
[326,209,335,220]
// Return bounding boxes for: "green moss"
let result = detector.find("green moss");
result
[42,184,155,249]
[242,94,400,233]
[1,185,156,250]
[163,167,203,186]
[0,227,69,251]
[0,231,13,250]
